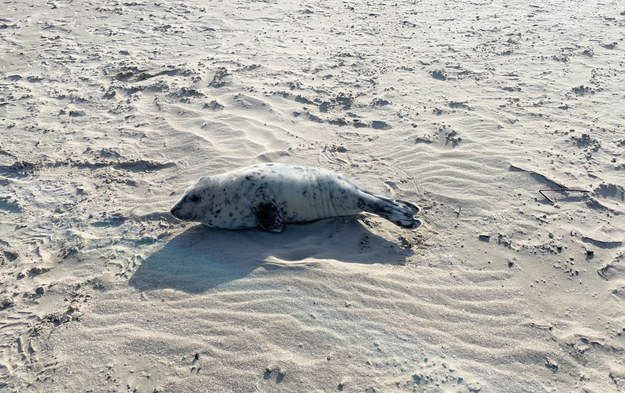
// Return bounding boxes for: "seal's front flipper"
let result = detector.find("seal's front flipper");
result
[254,200,284,233]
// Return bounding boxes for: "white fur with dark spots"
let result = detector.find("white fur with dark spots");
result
[170,163,421,232]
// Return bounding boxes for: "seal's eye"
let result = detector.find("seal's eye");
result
[190,195,201,203]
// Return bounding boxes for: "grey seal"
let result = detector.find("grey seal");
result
[170,163,421,232]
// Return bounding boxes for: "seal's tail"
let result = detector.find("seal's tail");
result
[360,193,421,229]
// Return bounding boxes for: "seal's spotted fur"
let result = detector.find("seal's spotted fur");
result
[170,163,421,232]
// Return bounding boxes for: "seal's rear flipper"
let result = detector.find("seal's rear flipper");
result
[361,194,422,229]
[254,200,284,233]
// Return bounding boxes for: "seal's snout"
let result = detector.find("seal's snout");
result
[170,202,193,221]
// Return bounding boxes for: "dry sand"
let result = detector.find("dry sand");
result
[1,0,625,391]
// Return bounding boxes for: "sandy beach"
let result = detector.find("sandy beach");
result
[1,0,625,391]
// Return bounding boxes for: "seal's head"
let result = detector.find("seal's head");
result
[170,177,212,221]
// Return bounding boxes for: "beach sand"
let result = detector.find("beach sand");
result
[1,0,624,391]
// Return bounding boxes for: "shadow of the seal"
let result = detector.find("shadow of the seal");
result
[129,217,411,294]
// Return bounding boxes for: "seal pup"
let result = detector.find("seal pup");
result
[170,163,421,232]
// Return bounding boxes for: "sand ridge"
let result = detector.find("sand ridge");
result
[1,0,625,391]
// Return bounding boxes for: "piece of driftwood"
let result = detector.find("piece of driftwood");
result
[539,188,590,204]
[509,164,590,203]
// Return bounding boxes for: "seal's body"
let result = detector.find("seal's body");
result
[170,163,421,232]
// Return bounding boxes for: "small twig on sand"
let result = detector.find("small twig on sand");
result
[539,188,590,204]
